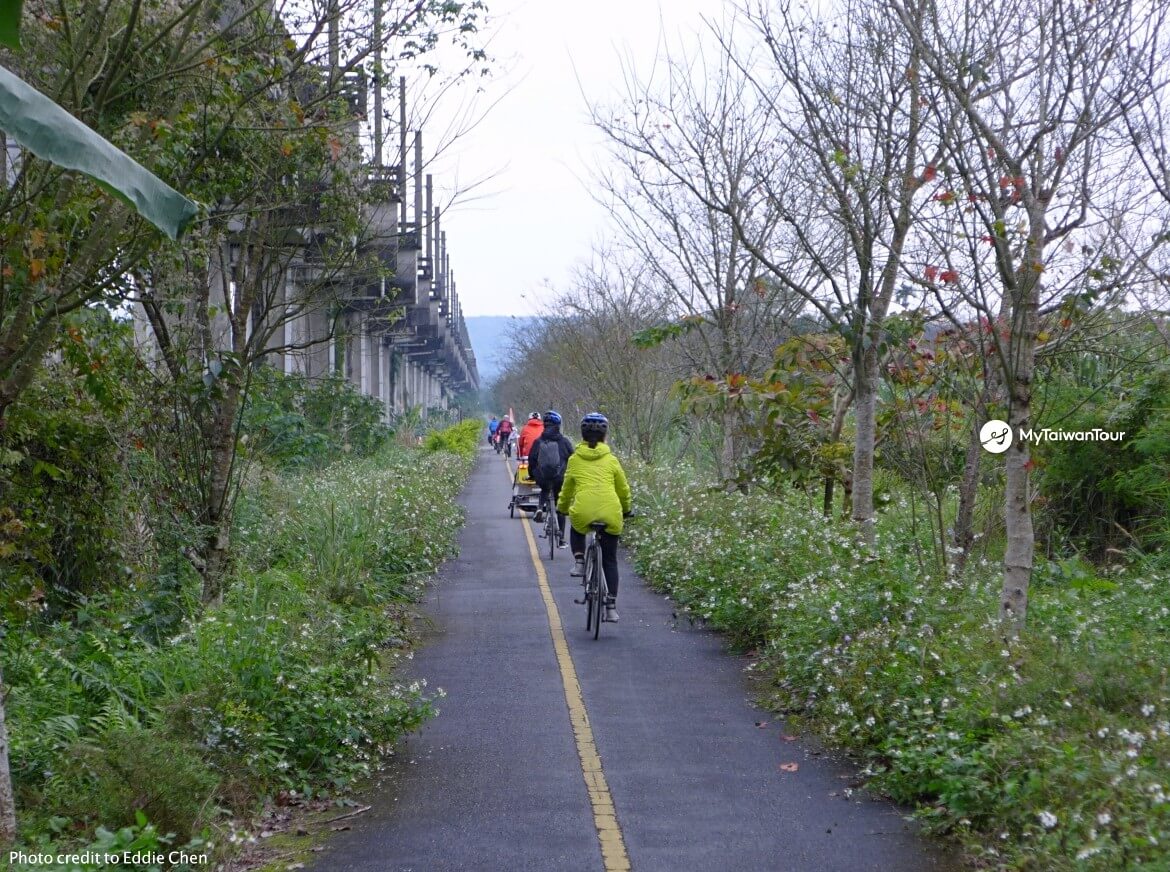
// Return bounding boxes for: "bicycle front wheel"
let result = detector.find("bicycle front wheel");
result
[547,511,556,561]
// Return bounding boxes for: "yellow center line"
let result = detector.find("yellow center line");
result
[503,457,631,872]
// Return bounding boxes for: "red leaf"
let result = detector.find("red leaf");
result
[939,269,959,283]
[779,762,800,772]
[922,164,937,182]
[924,265,939,282]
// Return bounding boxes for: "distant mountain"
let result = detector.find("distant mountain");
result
[466,316,533,385]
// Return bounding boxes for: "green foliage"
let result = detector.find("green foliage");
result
[4,445,472,854]
[0,0,23,49]
[241,368,393,469]
[673,335,851,488]
[0,65,197,239]
[1036,365,1170,556]
[47,729,218,840]
[631,314,705,348]
[625,462,1170,870]
[423,419,482,460]
[0,313,139,615]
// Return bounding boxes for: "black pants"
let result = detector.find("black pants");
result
[538,480,566,539]
[570,528,620,599]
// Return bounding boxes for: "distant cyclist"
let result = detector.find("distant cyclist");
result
[558,413,631,622]
[496,415,515,456]
[529,410,573,547]
[487,415,499,446]
[518,412,543,460]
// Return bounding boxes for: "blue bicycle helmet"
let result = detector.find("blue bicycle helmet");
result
[580,412,608,442]
[542,410,563,427]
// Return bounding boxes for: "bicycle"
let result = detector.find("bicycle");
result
[574,521,610,639]
[540,491,562,561]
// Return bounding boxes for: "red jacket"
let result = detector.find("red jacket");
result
[518,419,544,459]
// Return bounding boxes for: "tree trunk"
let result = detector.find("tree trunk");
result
[200,384,241,603]
[1000,260,1040,634]
[952,418,982,575]
[0,666,17,844]
[851,345,879,545]
[824,388,853,518]
[720,404,736,488]
[1001,397,1034,633]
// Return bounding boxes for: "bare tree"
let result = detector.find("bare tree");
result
[891,0,1169,631]
[684,0,942,543]
[590,37,804,483]
[495,247,680,461]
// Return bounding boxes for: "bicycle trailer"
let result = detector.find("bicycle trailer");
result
[508,458,542,518]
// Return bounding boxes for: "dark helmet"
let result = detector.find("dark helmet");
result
[542,410,563,427]
[580,412,609,442]
[528,411,541,420]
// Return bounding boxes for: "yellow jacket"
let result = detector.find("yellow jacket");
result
[557,442,632,535]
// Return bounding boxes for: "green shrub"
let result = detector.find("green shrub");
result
[1036,366,1170,556]
[1,369,133,615]
[242,368,393,468]
[47,729,219,838]
[423,419,482,460]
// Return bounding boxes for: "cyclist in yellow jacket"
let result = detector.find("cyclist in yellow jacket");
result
[558,412,632,622]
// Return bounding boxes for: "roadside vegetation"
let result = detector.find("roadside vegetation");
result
[624,464,1168,870]
[1,335,475,867]
[0,0,490,858]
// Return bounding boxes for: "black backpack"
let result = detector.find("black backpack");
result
[536,438,565,479]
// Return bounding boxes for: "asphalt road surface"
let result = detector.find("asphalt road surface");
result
[310,448,963,872]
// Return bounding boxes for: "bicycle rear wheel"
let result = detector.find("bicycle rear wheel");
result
[546,507,556,561]
[590,546,604,639]
[583,545,596,632]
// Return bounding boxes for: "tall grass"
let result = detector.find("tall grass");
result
[3,444,472,867]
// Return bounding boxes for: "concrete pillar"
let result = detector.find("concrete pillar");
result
[367,327,379,400]
[362,323,375,397]
[384,345,393,420]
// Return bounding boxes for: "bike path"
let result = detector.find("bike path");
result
[310,448,961,871]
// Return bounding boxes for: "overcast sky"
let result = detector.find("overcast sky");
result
[429,0,717,317]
